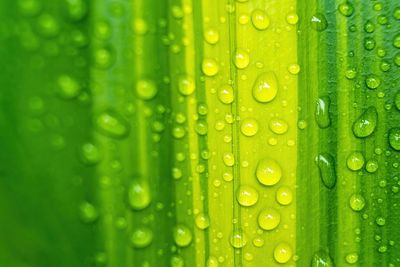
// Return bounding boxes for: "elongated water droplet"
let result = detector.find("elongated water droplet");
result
[310,13,328,32]
[234,49,250,69]
[252,72,278,103]
[315,153,336,189]
[131,227,153,248]
[258,208,280,230]
[352,107,377,138]
[256,158,282,186]
[389,128,400,150]
[274,243,292,263]
[315,96,331,128]
[236,185,259,206]
[96,110,130,139]
[311,251,334,267]
[173,224,192,247]
[128,179,151,210]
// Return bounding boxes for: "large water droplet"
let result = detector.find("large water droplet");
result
[389,128,400,151]
[178,75,195,96]
[256,158,282,186]
[136,79,158,100]
[95,110,130,139]
[252,72,278,103]
[311,251,334,267]
[315,153,336,189]
[258,208,280,230]
[128,179,151,210]
[346,151,365,171]
[131,226,153,248]
[173,224,193,247]
[352,107,377,138]
[236,185,259,206]
[315,96,331,128]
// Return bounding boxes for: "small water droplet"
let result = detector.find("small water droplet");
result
[57,74,81,99]
[136,79,158,100]
[223,153,235,166]
[269,118,288,134]
[349,194,365,211]
[365,75,381,89]
[315,153,336,189]
[204,28,219,44]
[195,213,210,230]
[230,230,247,248]
[218,85,234,104]
[234,49,250,69]
[286,13,299,25]
[276,186,293,205]
[79,201,99,223]
[345,253,358,264]
[338,2,354,17]
[37,14,60,37]
[256,158,282,186]
[202,58,219,76]
[80,142,102,165]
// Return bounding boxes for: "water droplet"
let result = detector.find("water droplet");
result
[269,118,288,134]
[364,37,376,50]
[241,118,259,136]
[365,75,381,89]
[236,185,259,206]
[18,0,42,16]
[315,96,331,128]
[79,201,99,223]
[131,227,153,248]
[93,48,114,69]
[204,28,219,44]
[173,224,192,247]
[172,126,186,139]
[352,107,377,138]
[95,110,130,139]
[218,85,234,104]
[136,79,158,100]
[288,63,300,74]
[274,243,292,263]
[234,49,250,69]
[315,153,336,189]
[132,18,148,35]
[389,128,400,150]
[346,151,365,171]
[256,158,282,186]
[258,208,280,230]
[223,153,235,166]
[376,217,386,226]
[94,21,111,40]
[253,237,264,247]
[338,2,354,17]
[195,120,208,135]
[80,142,102,165]
[349,194,365,211]
[345,68,357,79]
[345,253,358,264]
[177,75,195,96]
[276,186,293,205]
[310,13,328,32]
[66,0,87,21]
[171,255,185,267]
[311,251,334,267]
[195,213,210,229]
[128,179,151,210]
[366,159,378,173]
[207,257,219,267]
[394,34,400,48]
[57,74,81,99]
[251,9,270,30]
[252,72,278,103]
[202,58,219,76]
[230,230,247,248]
[37,14,59,37]
[286,13,299,25]
[395,7,400,20]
